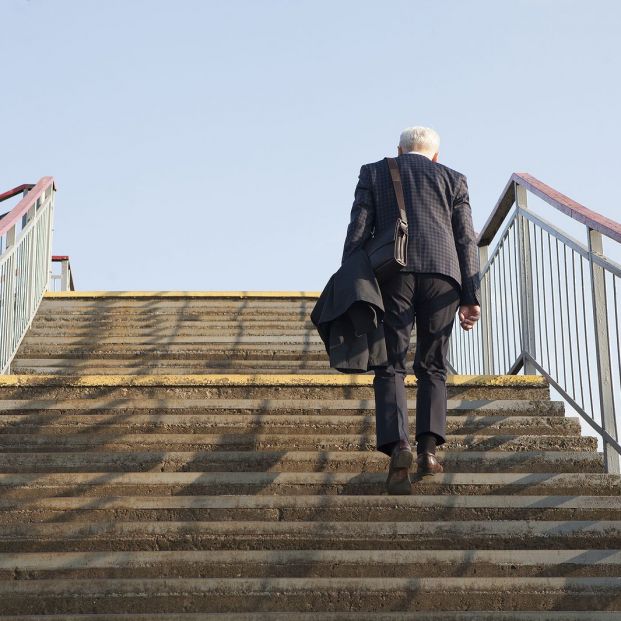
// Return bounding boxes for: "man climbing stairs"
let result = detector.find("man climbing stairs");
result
[0,292,619,617]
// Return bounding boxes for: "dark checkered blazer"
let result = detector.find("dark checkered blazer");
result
[341,153,481,305]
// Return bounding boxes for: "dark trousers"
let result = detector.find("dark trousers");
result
[373,271,461,456]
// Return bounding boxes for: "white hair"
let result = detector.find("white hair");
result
[399,126,440,154]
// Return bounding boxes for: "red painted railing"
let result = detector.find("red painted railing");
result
[0,183,35,205]
[478,172,621,246]
[0,177,55,236]
[51,255,75,291]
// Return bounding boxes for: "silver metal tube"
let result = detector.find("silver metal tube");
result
[588,227,619,474]
[571,248,585,410]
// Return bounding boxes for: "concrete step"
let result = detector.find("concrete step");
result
[5,293,614,617]
[3,520,621,553]
[31,312,320,321]
[39,295,319,308]
[27,323,323,335]
[13,364,339,375]
[1,495,618,524]
[0,472,617,498]
[28,312,322,323]
[0,374,552,401]
[0,413,580,436]
[38,297,319,309]
[1,613,620,621]
[0,450,601,474]
[0,398,566,417]
[0,576,620,614]
[0,433,595,453]
[20,334,328,344]
[14,346,331,361]
[2,548,621,578]
[32,315,319,325]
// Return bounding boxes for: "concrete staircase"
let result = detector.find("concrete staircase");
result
[0,292,619,618]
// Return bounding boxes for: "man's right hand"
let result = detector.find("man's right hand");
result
[459,304,481,331]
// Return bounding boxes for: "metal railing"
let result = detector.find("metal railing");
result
[448,173,621,474]
[50,255,75,292]
[0,178,56,374]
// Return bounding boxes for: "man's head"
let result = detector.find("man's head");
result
[397,126,440,161]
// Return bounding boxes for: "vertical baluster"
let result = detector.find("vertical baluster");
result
[546,232,560,381]
[563,244,576,401]
[540,226,551,372]
[579,255,595,416]
[571,248,585,410]
[499,239,510,372]
[612,275,621,437]
[555,238,569,391]
[2,225,16,373]
[478,245,493,374]
[532,222,543,366]
[507,222,519,366]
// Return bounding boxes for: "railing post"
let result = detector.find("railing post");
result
[60,260,70,292]
[2,225,17,374]
[478,244,493,374]
[47,190,55,291]
[25,199,39,322]
[515,183,537,374]
[588,227,620,474]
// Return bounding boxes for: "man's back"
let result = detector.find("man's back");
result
[342,152,480,305]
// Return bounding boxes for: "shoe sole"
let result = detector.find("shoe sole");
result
[417,466,444,476]
[386,449,414,495]
[392,448,414,469]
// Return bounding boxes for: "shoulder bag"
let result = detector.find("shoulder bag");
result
[364,157,409,282]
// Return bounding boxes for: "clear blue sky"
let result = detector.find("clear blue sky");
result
[2,0,620,291]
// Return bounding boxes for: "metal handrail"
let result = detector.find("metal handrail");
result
[0,177,56,374]
[0,184,36,223]
[449,172,621,474]
[478,173,621,245]
[0,183,35,205]
[0,179,54,236]
[51,255,75,291]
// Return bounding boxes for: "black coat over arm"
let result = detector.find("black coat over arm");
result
[311,248,388,373]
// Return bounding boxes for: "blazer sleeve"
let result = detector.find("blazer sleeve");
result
[341,164,375,264]
[452,175,481,306]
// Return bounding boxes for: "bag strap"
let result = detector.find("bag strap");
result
[387,158,408,224]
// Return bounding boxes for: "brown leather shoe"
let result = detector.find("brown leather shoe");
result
[386,446,413,495]
[416,451,443,476]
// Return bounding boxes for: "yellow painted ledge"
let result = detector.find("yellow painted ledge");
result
[0,374,548,387]
[44,291,321,299]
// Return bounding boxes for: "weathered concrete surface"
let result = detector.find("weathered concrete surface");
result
[2,549,621,579]
[0,577,620,614]
[0,397,566,415]
[0,495,619,524]
[0,433,597,453]
[2,614,621,621]
[0,450,602,474]
[0,413,580,435]
[0,293,617,617]
[1,613,620,621]
[0,472,617,499]
[3,520,621,553]
[0,373,552,401]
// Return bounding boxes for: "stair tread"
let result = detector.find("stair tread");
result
[0,398,564,413]
[1,293,613,615]
[1,494,618,510]
[3,548,621,568]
